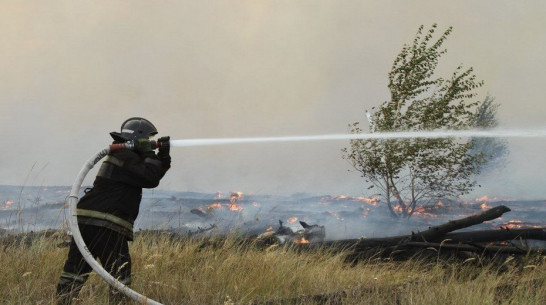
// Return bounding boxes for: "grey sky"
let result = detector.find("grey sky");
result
[1,1,545,199]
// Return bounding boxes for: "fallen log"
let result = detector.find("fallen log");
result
[293,206,546,259]
[299,206,515,252]
[411,205,511,242]
[442,227,546,243]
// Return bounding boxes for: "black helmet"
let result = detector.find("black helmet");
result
[110,117,158,142]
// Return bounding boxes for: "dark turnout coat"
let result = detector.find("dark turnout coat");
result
[76,148,170,240]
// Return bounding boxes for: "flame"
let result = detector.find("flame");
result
[2,200,14,209]
[476,195,490,202]
[388,204,438,219]
[323,195,379,206]
[287,217,298,224]
[266,225,274,232]
[476,195,502,203]
[414,206,426,213]
[357,196,379,206]
[362,208,370,217]
[295,237,310,244]
[488,241,509,246]
[436,201,444,207]
[207,200,244,212]
[228,203,243,211]
[501,220,526,229]
[413,207,437,219]
[500,220,542,230]
[327,211,344,221]
[480,203,491,210]
[477,195,496,210]
[207,203,222,210]
[230,191,243,203]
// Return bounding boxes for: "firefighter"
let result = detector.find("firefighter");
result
[56,117,171,304]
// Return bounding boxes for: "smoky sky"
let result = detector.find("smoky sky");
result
[1,1,546,199]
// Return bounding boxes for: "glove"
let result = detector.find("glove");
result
[134,139,153,155]
[157,136,170,157]
[157,136,171,170]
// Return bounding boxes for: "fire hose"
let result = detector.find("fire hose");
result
[68,141,165,305]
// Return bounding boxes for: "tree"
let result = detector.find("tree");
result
[342,24,498,218]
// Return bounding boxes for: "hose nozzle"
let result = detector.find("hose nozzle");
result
[109,140,167,152]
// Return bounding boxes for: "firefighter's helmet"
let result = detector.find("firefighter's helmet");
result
[110,117,158,142]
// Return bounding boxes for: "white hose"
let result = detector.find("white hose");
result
[68,148,163,305]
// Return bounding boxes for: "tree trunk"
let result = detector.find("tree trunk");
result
[411,205,511,242]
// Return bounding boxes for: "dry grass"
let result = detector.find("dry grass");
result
[1,232,545,305]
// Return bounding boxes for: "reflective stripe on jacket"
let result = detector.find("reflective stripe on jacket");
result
[77,208,134,239]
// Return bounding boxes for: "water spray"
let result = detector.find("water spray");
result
[71,127,546,304]
[108,128,546,151]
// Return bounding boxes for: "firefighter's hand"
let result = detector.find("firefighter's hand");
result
[134,139,153,154]
[157,136,170,157]
[157,136,171,170]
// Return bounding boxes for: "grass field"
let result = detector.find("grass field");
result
[1,231,544,305]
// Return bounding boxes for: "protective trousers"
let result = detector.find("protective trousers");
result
[56,224,131,305]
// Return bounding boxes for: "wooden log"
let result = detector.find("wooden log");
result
[301,213,523,253]
[443,227,546,243]
[293,206,546,259]
[297,211,546,261]
[411,205,511,242]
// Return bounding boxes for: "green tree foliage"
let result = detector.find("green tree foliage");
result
[342,24,500,218]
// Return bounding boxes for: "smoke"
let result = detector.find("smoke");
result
[1,1,546,199]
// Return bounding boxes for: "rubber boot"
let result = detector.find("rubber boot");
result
[56,281,84,305]
[56,273,87,305]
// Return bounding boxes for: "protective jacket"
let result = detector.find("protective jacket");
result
[76,147,170,240]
